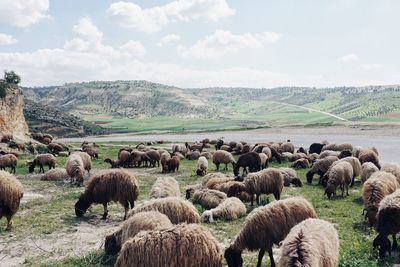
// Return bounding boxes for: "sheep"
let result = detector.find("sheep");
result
[373,189,400,258]
[228,168,284,206]
[204,176,235,190]
[28,153,56,173]
[75,169,139,220]
[185,142,206,152]
[149,176,180,199]
[82,147,98,159]
[362,171,399,226]
[322,143,353,152]
[172,144,187,156]
[115,223,223,267]
[309,143,325,154]
[382,163,400,181]
[202,172,233,187]
[281,152,294,162]
[258,153,269,169]
[201,197,246,223]
[66,152,91,186]
[361,162,379,183]
[318,150,340,159]
[213,150,236,171]
[233,152,261,177]
[324,161,353,199]
[160,151,171,173]
[104,211,173,255]
[290,158,310,169]
[359,149,381,169]
[290,152,309,162]
[200,151,211,159]
[0,171,23,230]
[280,142,294,153]
[128,197,200,224]
[196,156,208,176]
[215,139,224,150]
[131,151,154,167]
[0,154,18,173]
[296,147,307,154]
[40,168,69,181]
[224,197,316,267]
[186,150,200,160]
[279,218,339,267]
[146,150,161,167]
[186,188,227,209]
[307,153,319,164]
[166,155,180,173]
[339,156,362,186]
[104,158,120,168]
[118,150,132,168]
[306,156,338,184]
[278,167,303,187]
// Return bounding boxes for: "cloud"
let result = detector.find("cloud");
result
[0,33,17,45]
[156,34,181,47]
[120,40,146,57]
[178,30,281,59]
[0,0,50,27]
[72,17,103,43]
[337,54,358,63]
[106,0,234,33]
[64,38,90,52]
[360,64,384,70]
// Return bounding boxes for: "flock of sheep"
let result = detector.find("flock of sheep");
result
[1,134,400,266]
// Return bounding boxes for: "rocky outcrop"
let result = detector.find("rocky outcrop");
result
[0,87,29,141]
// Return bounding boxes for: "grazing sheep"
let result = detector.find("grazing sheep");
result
[104,211,173,255]
[308,153,319,164]
[201,197,246,223]
[196,156,208,176]
[322,143,353,152]
[309,143,325,154]
[149,176,180,199]
[339,156,362,186]
[224,197,316,267]
[0,171,23,230]
[280,142,294,153]
[306,156,338,184]
[290,158,310,169]
[128,197,200,224]
[186,142,206,152]
[104,158,120,168]
[166,155,180,173]
[233,152,261,177]
[75,169,139,220]
[160,151,171,173]
[118,150,132,168]
[28,154,56,173]
[187,188,227,209]
[131,151,154,167]
[213,150,236,171]
[202,172,233,187]
[258,153,269,169]
[338,150,352,159]
[324,161,353,199]
[146,150,161,167]
[290,152,308,162]
[82,147,98,159]
[382,163,400,181]
[281,152,294,162]
[361,162,379,183]
[204,176,235,190]
[359,149,381,169]
[229,168,284,206]
[261,146,272,159]
[279,218,339,267]
[278,167,303,187]
[172,144,187,156]
[0,154,18,173]
[115,223,223,267]
[66,152,91,186]
[215,139,224,150]
[200,151,211,159]
[318,150,340,159]
[373,189,400,258]
[40,168,69,181]
[362,171,399,226]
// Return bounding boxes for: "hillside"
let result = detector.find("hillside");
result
[23,81,400,133]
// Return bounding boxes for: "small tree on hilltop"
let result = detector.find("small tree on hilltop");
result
[4,70,21,85]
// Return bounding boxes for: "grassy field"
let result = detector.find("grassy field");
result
[0,142,396,266]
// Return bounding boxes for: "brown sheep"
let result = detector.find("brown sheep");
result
[104,158,120,168]
[0,170,23,230]
[146,150,161,167]
[118,150,132,168]
[166,155,180,173]
[75,169,139,220]
[212,150,236,171]
[290,158,310,169]
[186,188,227,209]
[149,176,180,199]
[359,149,381,169]
[66,152,91,186]
[40,168,69,181]
[104,211,172,255]
[224,197,316,267]
[0,154,18,173]
[28,154,56,173]
[160,152,171,173]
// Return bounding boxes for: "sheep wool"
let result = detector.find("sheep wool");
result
[202,172,232,187]
[201,197,246,223]
[191,189,227,209]
[0,170,23,230]
[196,156,208,176]
[149,176,180,199]
[128,197,200,224]
[382,162,400,181]
[115,223,223,267]
[279,218,339,267]
[212,150,236,171]
[325,161,353,198]
[105,211,173,255]
[40,168,69,181]
[361,162,379,183]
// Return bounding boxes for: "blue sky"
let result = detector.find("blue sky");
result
[0,0,398,88]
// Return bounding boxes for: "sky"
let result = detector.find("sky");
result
[0,0,399,88]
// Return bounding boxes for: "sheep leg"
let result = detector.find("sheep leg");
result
[350,176,355,187]
[256,248,266,267]
[5,215,12,231]
[393,235,398,250]
[216,163,220,171]
[123,202,129,220]
[256,194,260,205]
[102,203,108,220]
[346,184,349,196]
[12,166,16,174]
[268,247,276,267]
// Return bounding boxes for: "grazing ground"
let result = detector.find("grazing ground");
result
[0,142,396,267]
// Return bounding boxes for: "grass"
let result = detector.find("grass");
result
[1,142,398,266]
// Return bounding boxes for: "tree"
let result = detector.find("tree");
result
[0,80,6,98]
[4,70,21,85]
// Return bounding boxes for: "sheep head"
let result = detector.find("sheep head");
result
[74,194,91,217]
[224,247,243,267]
[373,234,391,258]
[185,188,194,199]
[324,182,336,199]
[196,169,204,176]
[200,210,214,223]
[306,171,314,184]
[104,234,120,255]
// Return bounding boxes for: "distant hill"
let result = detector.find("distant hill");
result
[23,81,400,134]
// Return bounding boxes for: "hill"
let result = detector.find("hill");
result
[23,81,400,134]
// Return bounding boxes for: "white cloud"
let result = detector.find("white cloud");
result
[72,17,103,43]
[120,40,146,57]
[106,0,234,33]
[360,64,384,70]
[156,34,181,47]
[337,54,358,63]
[0,0,50,27]
[0,33,17,45]
[178,30,281,59]
[64,38,90,52]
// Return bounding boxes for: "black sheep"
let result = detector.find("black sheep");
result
[233,152,261,177]
[309,143,325,154]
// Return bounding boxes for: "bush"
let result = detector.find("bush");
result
[36,144,49,154]
[0,80,7,98]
